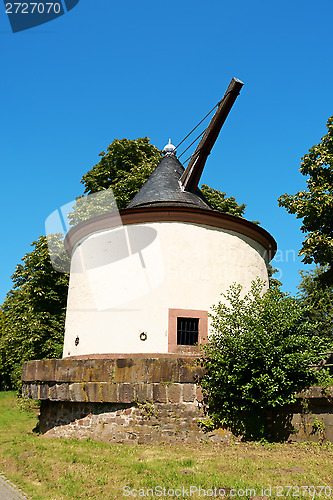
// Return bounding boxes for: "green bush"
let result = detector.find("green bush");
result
[200,279,333,440]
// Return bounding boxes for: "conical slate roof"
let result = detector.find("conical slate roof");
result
[127,154,212,210]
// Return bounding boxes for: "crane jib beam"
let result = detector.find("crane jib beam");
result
[180,77,244,193]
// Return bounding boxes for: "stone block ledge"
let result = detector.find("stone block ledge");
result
[22,381,204,404]
[22,356,203,384]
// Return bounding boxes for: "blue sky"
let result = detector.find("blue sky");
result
[0,0,332,304]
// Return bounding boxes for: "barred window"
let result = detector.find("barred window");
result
[177,317,199,346]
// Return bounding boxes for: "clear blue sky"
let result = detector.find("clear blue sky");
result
[0,0,332,304]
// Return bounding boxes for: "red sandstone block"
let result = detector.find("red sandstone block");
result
[167,384,181,403]
[39,384,50,400]
[124,408,132,415]
[49,383,69,401]
[69,383,86,402]
[35,359,57,382]
[48,385,57,400]
[101,382,118,402]
[119,384,134,403]
[85,383,103,403]
[148,359,178,384]
[55,359,82,383]
[22,360,37,382]
[195,386,204,403]
[153,384,167,403]
[134,383,149,403]
[82,360,115,382]
[22,384,31,398]
[183,384,195,402]
[146,384,153,402]
[30,384,39,400]
[178,359,203,383]
[114,358,146,383]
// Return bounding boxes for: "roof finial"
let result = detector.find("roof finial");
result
[163,139,177,156]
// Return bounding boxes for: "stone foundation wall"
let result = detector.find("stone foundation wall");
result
[22,356,227,444]
[284,386,333,443]
[38,401,231,444]
[22,357,333,444]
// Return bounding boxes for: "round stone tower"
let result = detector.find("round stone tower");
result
[62,144,276,358]
[21,78,281,445]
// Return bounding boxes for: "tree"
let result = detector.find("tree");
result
[200,279,332,440]
[200,184,246,217]
[267,263,282,289]
[0,236,69,389]
[81,137,162,209]
[278,116,333,284]
[297,265,333,339]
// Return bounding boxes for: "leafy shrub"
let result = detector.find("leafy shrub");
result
[200,279,333,440]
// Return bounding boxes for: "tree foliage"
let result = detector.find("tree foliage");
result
[297,265,333,339]
[200,279,332,440]
[0,236,68,389]
[200,184,246,217]
[278,116,333,284]
[81,137,162,209]
[267,263,282,289]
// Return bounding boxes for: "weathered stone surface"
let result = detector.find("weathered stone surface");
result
[196,386,204,403]
[84,382,104,402]
[38,400,223,444]
[148,359,178,383]
[183,384,195,402]
[134,383,149,403]
[22,384,29,398]
[167,384,181,403]
[69,383,87,402]
[30,384,39,399]
[82,360,116,383]
[22,356,202,384]
[114,358,139,383]
[21,356,333,444]
[39,384,50,400]
[179,358,203,383]
[35,359,57,382]
[299,386,333,402]
[49,383,70,401]
[100,382,118,402]
[153,384,167,403]
[119,383,134,403]
[146,384,153,402]
[21,360,38,382]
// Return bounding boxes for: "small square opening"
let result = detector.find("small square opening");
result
[177,317,199,346]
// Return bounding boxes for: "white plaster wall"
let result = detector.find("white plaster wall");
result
[63,221,269,357]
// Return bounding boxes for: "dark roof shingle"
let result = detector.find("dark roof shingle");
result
[127,155,212,210]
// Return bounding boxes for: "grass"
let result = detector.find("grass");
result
[1,391,333,499]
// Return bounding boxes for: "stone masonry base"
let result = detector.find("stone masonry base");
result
[22,356,333,443]
[22,355,231,444]
[38,401,232,444]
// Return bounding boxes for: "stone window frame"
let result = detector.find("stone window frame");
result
[168,308,208,354]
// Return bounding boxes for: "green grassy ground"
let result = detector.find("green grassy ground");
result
[0,391,333,499]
